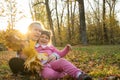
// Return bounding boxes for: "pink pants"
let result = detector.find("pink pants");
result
[41,58,82,79]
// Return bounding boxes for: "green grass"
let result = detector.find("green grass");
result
[73,45,120,54]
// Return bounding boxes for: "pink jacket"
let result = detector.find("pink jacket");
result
[35,44,70,58]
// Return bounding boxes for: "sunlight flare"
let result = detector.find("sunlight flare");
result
[15,18,32,34]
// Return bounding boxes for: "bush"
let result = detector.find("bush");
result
[0,43,7,51]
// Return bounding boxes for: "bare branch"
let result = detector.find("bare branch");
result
[32,2,45,7]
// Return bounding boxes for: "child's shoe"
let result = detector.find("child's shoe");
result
[77,73,92,80]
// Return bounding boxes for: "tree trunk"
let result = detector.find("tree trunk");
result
[67,0,71,43]
[71,1,76,37]
[103,0,108,43]
[29,0,35,20]
[55,0,62,46]
[78,0,87,45]
[106,0,117,44]
[45,0,56,45]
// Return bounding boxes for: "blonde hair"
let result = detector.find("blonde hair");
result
[28,21,44,31]
[26,21,45,40]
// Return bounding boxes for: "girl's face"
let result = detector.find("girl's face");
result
[39,34,50,45]
[29,24,43,41]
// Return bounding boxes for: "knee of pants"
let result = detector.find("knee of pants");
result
[41,68,58,79]
[58,58,68,63]
[59,58,66,61]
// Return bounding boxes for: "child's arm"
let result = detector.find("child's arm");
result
[17,50,27,60]
[47,54,57,63]
[61,44,72,56]
[51,44,72,58]
[47,44,72,63]
[16,40,29,60]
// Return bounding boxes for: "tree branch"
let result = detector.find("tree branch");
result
[32,2,45,7]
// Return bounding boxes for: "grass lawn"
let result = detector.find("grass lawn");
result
[0,45,120,80]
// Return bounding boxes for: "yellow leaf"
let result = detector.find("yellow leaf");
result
[23,40,43,72]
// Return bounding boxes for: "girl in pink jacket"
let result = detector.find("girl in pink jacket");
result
[35,30,92,80]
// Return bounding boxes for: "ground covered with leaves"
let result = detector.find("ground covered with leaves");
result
[0,45,120,80]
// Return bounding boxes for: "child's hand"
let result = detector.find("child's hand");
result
[66,44,72,51]
[47,54,56,63]
[18,51,27,60]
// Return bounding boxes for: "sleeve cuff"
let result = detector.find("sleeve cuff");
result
[52,52,60,59]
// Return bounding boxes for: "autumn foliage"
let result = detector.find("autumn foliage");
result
[3,30,44,74]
